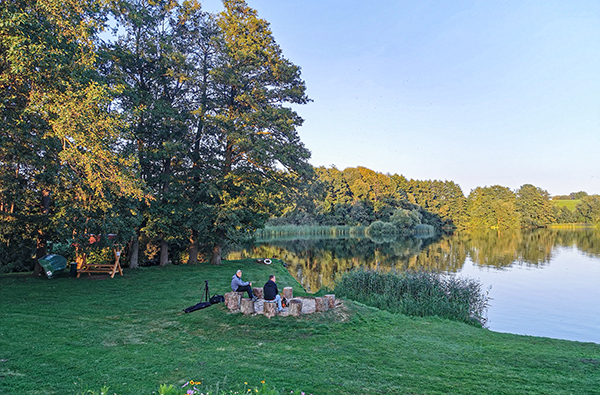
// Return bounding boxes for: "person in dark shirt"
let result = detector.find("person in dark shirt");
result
[263,275,283,312]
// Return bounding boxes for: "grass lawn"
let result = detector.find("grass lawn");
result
[551,199,581,211]
[1,259,599,394]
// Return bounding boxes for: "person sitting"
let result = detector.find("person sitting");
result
[263,275,283,312]
[231,270,257,301]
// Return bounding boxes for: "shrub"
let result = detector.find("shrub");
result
[335,269,489,327]
[366,221,398,237]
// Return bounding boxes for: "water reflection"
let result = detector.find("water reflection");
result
[228,228,600,292]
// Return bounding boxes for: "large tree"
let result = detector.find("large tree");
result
[202,0,312,264]
[0,0,142,273]
[516,184,555,227]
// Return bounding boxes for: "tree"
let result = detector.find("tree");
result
[516,184,555,227]
[575,195,600,224]
[0,0,142,273]
[466,186,520,230]
[200,0,312,264]
[106,0,204,266]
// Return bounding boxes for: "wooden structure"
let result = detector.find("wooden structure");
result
[77,243,123,278]
[225,292,243,311]
[324,294,336,309]
[263,300,278,318]
[315,297,329,312]
[240,298,255,315]
[252,287,264,299]
[283,287,293,299]
[289,299,302,316]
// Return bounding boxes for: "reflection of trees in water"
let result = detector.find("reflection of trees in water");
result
[227,228,600,292]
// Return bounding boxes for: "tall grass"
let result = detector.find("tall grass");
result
[335,269,489,327]
[255,225,366,241]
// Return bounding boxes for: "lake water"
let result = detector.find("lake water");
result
[228,228,600,344]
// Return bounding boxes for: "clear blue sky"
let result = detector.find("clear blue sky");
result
[201,0,600,196]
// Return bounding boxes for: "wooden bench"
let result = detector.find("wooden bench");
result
[77,246,123,278]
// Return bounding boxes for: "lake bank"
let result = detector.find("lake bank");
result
[230,227,600,344]
[1,260,599,394]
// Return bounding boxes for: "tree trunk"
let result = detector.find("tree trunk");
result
[324,294,336,309]
[129,231,139,269]
[159,237,168,266]
[240,298,255,315]
[289,299,302,316]
[210,244,222,265]
[263,300,278,318]
[225,291,242,311]
[188,230,198,265]
[34,189,51,276]
[315,297,329,312]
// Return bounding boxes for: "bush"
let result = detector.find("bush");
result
[366,221,398,237]
[335,269,489,327]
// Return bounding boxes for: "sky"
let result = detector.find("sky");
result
[200,0,600,196]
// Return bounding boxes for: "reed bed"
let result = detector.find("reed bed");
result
[335,269,489,327]
[255,225,366,240]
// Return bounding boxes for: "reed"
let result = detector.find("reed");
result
[255,225,366,240]
[335,269,489,327]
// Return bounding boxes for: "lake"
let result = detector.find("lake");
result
[228,228,600,344]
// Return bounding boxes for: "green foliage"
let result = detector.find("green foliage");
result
[366,220,398,238]
[516,184,555,227]
[575,195,600,224]
[335,269,489,326]
[466,185,520,229]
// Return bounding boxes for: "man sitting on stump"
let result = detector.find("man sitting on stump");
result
[263,275,283,313]
[231,270,257,301]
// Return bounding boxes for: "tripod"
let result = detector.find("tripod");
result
[202,280,209,302]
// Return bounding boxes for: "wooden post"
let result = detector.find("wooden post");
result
[315,297,329,312]
[324,294,336,309]
[263,301,278,318]
[253,287,264,299]
[240,298,255,315]
[283,287,293,299]
[289,299,302,316]
[225,292,243,311]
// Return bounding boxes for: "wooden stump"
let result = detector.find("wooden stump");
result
[289,299,302,316]
[324,294,336,309]
[315,297,329,312]
[263,301,278,318]
[240,298,255,315]
[225,292,243,311]
[283,287,293,299]
[252,287,264,299]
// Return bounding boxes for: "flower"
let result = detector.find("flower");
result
[261,380,265,384]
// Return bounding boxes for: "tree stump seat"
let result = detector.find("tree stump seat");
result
[240,298,255,314]
[315,296,329,312]
[225,291,244,311]
[289,299,302,316]
[263,300,278,318]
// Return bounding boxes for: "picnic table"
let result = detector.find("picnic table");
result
[75,234,123,278]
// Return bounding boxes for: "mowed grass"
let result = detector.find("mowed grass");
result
[551,199,581,211]
[1,260,600,395]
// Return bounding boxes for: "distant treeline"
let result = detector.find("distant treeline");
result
[269,166,600,231]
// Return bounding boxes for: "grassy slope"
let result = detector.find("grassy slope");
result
[551,199,581,211]
[1,260,599,395]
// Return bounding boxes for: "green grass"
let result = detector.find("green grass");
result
[551,199,581,211]
[1,260,600,394]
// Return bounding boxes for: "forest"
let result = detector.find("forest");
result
[272,165,599,232]
[2,0,600,274]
